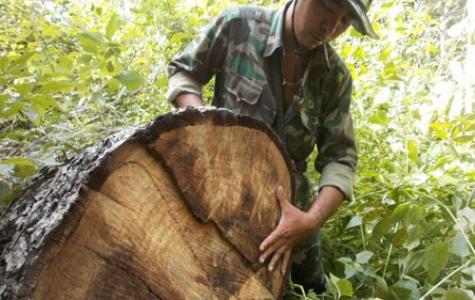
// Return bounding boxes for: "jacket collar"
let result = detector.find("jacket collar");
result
[263,2,289,57]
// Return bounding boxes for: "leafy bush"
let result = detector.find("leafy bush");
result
[314,1,475,299]
[1,0,474,299]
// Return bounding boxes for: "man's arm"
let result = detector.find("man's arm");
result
[166,10,230,106]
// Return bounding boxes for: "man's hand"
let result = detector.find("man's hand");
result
[174,93,216,109]
[258,186,319,274]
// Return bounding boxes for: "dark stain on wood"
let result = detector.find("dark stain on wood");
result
[0,108,293,299]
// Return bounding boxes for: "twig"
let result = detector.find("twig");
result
[383,222,399,278]
[468,186,474,207]
[420,257,475,299]
[437,200,475,255]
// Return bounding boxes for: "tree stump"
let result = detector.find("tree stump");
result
[0,108,294,300]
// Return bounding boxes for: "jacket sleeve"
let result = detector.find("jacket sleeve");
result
[166,11,230,103]
[315,67,358,201]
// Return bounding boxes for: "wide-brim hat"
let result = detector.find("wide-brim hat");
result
[342,0,379,39]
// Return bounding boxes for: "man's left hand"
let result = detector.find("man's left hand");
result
[258,186,318,274]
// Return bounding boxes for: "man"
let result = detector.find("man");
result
[166,0,378,294]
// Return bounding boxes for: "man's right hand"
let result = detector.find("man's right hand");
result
[175,93,209,108]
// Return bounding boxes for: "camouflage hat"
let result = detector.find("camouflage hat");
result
[342,0,379,39]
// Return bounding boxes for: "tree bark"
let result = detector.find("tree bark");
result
[0,108,294,300]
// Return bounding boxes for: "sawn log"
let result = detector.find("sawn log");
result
[0,108,295,300]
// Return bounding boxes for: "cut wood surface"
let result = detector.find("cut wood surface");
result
[0,108,294,300]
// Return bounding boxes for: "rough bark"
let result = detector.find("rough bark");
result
[0,108,294,300]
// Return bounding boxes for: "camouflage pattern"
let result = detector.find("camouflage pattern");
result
[167,3,357,200]
[167,2,358,294]
[290,228,327,295]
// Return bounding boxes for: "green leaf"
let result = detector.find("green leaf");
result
[336,278,353,297]
[407,139,418,163]
[352,46,366,60]
[379,45,392,61]
[392,203,410,221]
[403,233,421,251]
[0,56,10,73]
[171,33,190,44]
[15,83,34,98]
[329,274,354,297]
[189,14,200,27]
[57,54,74,73]
[77,54,94,64]
[114,70,144,91]
[372,216,392,239]
[368,110,392,126]
[37,81,76,93]
[0,181,22,204]
[399,205,425,250]
[105,14,118,41]
[2,100,25,119]
[362,208,386,223]
[133,56,148,66]
[427,45,440,53]
[154,73,169,88]
[390,227,407,246]
[374,276,389,300]
[404,204,425,228]
[383,61,396,78]
[455,134,475,143]
[24,105,40,124]
[430,122,452,139]
[326,274,339,298]
[452,235,471,258]
[337,257,358,278]
[78,32,108,53]
[437,174,458,187]
[107,78,121,94]
[422,241,450,283]
[443,288,475,300]
[390,280,421,300]
[0,157,37,178]
[11,52,36,68]
[345,215,362,229]
[0,93,11,107]
[29,94,59,109]
[356,250,373,264]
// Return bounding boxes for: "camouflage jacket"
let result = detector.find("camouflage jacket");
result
[166,3,357,200]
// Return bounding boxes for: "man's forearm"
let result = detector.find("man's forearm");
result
[307,186,344,229]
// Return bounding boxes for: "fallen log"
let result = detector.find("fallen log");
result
[0,108,294,300]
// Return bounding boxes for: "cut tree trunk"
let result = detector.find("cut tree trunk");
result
[0,108,294,300]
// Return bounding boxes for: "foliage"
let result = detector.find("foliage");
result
[1,0,474,299]
[313,0,475,299]
[0,0,275,208]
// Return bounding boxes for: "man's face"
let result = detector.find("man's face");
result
[295,0,354,50]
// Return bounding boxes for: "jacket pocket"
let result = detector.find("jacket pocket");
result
[221,71,276,126]
[224,71,263,107]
